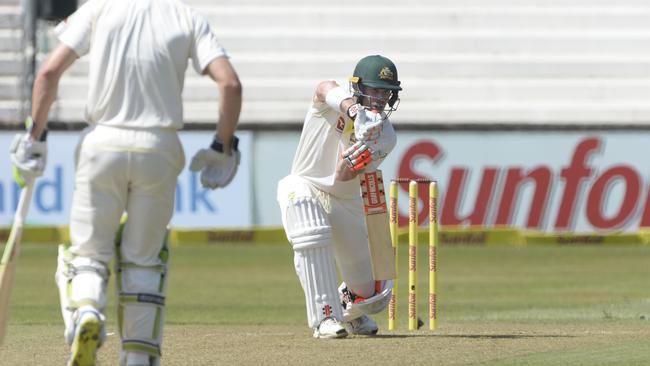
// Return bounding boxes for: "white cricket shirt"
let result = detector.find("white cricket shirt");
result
[290,90,361,199]
[55,0,227,129]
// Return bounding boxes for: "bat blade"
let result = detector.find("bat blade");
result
[0,230,21,345]
[360,170,396,280]
[365,212,395,280]
[0,184,34,345]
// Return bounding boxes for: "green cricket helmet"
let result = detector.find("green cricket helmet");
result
[349,55,402,114]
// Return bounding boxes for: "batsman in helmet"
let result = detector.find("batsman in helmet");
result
[277,55,402,338]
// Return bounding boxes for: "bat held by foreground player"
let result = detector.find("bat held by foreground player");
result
[0,181,35,345]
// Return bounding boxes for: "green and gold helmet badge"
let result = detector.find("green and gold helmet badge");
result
[378,66,395,81]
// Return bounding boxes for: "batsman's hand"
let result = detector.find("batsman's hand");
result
[363,114,396,172]
[353,107,384,142]
[10,126,47,187]
[341,140,374,172]
[189,137,240,189]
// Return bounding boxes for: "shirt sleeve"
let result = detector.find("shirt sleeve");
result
[190,11,228,74]
[54,0,102,57]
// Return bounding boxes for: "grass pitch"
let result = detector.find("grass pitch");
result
[1,242,649,365]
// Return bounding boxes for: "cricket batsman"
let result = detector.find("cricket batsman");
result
[277,55,402,338]
[9,0,242,364]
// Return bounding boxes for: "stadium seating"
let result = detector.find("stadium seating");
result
[1,0,650,126]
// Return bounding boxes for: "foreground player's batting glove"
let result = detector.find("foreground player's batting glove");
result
[10,117,48,187]
[342,140,374,172]
[189,136,240,189]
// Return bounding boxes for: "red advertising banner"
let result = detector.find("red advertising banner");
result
[385,132,650,232]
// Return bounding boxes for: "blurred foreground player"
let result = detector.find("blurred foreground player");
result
[277,55,401,338]
[9,0,242,364]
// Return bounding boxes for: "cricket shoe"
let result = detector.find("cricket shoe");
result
[346,315,378,335]
[68,310,103,366]
[313,317,348,339]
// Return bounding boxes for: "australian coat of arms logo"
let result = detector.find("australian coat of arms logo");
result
[378,66,394,80]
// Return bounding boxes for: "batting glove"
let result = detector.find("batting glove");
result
[365,115,397,171]
[10,118,47,187]
[341,140,374,172]
[353,108,385,142]
[189,136,240,189]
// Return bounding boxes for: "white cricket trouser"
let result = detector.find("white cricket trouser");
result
[69,124,184,264]
[278,176,375,308]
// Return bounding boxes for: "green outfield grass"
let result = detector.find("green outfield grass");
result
[1,242,649,365]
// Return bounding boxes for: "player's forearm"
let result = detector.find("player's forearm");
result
[216,79,242,152]
[30,70,59,140]
[205,57,242,152]
[29,45,77,140]
[317,81,356,114]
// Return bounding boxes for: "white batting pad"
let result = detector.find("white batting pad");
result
[55,244,109,345]
[284,196,343,328]
[55,244,75,340]
[116,262,167,366]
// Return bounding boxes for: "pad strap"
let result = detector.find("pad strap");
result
[122,339,161,357]
[119,292,165,307]
[64,255,110,312]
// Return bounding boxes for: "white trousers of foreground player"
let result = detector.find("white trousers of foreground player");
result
[56,124,184,365]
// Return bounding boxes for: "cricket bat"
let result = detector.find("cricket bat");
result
[360,170,396,280]
[0,183,34,345]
